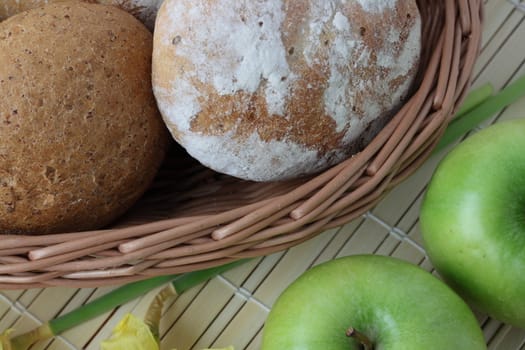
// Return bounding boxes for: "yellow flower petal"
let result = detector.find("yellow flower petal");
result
[0,329,13,350]
[101,314,158,350]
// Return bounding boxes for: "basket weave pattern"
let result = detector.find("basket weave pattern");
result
[0,0,483,289]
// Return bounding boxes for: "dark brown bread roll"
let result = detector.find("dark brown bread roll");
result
[0,0,162,30]
[0,1,168,234]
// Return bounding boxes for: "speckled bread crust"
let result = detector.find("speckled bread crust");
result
[0,1,169,234]
[0,0,163,30]
[152,0,422,182]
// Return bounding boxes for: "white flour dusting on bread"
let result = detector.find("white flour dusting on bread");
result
[153,0,422,182]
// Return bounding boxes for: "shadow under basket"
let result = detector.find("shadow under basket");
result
[0,0,484,289]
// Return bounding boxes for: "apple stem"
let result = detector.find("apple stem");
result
[346,327,374,350]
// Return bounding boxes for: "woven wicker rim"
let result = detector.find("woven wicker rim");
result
[0,0,484,289]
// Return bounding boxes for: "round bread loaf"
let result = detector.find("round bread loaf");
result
[0,1,168,234]
[152,0,422,182]
[0,0,162,30]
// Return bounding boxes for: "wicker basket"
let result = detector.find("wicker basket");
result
[0,0,483,289]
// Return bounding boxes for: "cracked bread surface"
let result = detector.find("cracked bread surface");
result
[152,0,421,182]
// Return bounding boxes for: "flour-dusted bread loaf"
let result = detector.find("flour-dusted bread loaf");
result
[153,0,422,182]
[0,1,169,234]
[0,0,163,30]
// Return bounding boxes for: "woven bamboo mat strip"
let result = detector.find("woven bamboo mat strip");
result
[1,0,525,349]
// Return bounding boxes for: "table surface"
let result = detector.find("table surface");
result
[2,0,525,349]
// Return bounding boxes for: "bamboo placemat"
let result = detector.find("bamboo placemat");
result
[1,0,525,349]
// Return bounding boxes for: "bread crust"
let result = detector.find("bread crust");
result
[153,0,421,182]
[0,0,162,30]
[0,1,168,234]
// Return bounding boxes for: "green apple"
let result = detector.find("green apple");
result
[420,117,525,328]
[261,255,485,349]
